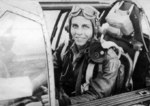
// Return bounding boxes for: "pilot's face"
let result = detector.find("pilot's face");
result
[71,16,93,47]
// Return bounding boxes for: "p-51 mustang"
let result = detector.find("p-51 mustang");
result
[0,0,150,106]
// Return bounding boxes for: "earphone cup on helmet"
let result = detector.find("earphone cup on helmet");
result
[65,25,69,33]
[65,25,72,40]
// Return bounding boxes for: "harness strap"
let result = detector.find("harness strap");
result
[86,63,95,83]
[81,63,95,92]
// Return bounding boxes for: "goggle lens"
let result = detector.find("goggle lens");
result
[70,5,100,20]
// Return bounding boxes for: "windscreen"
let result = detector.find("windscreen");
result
[0,11,48,105]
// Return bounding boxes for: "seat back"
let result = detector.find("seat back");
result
[113,52,133,94]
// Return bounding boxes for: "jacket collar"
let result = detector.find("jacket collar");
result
[71,42,90,55]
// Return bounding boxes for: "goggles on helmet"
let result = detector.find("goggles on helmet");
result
[69,5,100,21]
[68,5,101,38]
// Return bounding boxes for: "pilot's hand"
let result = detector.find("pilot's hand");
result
[41,86,48,93]
[41,94,59,106]
[41,94,49,106]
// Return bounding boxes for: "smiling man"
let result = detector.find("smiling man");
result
[41,5,120,106]
[71,15,93,48]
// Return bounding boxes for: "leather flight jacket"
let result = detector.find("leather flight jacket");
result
[53,40,120,105]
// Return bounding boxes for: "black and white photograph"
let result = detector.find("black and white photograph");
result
[0,0,150,106]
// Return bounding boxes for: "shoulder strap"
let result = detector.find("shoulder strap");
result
[81,63,95,92]
[85,63,95,84]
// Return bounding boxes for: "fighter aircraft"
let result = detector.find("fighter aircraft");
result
[0,0,150,106]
